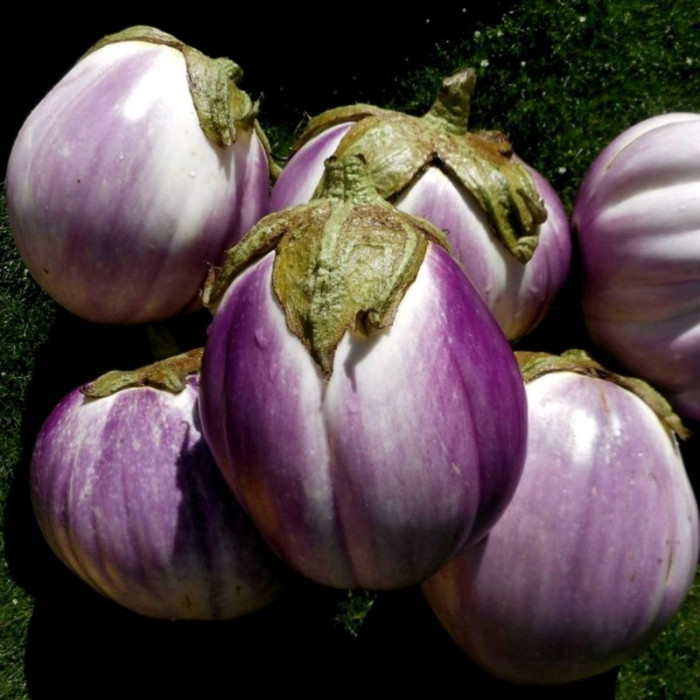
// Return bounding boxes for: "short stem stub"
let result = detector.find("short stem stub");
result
[291,67,546,264]
[423,68,476,135]
[318,155,382,205]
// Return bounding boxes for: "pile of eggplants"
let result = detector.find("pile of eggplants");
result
[7,24,699,689]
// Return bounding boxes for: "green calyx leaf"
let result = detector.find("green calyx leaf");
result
[202,205,315,311]
[295,103,394,147]
[183,46,255,147]
[83,25,257,148]
[296,68,547,264]
[207,155,447,379]
[82,348,204,398]
[516,349,691,441]
[436,129,545,263]
[327,115,435,201]
[274,163,428,378]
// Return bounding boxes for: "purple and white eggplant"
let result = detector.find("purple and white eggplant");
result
[573,113,700,420]
[269,70,571,340]
[200,155,528,591]
[423,350,699,685]
[31,350,287,620]
[6,26,271,325]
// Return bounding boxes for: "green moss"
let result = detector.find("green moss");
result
[333,589,378,639]
[617,576,700,699]
[0,192,55,699]
[0,570,32,700]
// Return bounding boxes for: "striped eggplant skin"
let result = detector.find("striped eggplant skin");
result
[269,124,571,341]
[6,40,269,325]
[573,113,700,420]
[31,375,286,620]
[200,242,528,590]
[422,371,700,685]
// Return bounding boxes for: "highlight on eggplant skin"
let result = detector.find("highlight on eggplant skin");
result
[30,374,287,620]
[6,26,270,325]
[423,362,699,685]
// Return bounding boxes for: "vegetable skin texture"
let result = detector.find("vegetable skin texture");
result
[394,163,570,340]
[200,241,528,590]
[573,113,700,419]
[31,375,286,620]
[422,370,699,685]
[7,37,269,324]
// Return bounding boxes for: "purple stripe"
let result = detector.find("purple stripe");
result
[395,164,571,339]
[573,115,700,420]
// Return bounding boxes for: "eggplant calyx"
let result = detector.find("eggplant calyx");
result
[82,347,204,398]
[207,155,449,380]
[516,349,691,440]
[423,68,476,136]
[84,25,257,148]
[295,69,547,264]
[281,155,449,379]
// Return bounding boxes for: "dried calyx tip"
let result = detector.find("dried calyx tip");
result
[424,68,477,134]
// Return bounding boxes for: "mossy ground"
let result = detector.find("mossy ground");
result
[2,3,699,697]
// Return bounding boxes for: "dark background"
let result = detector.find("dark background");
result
[3,6,514,173]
